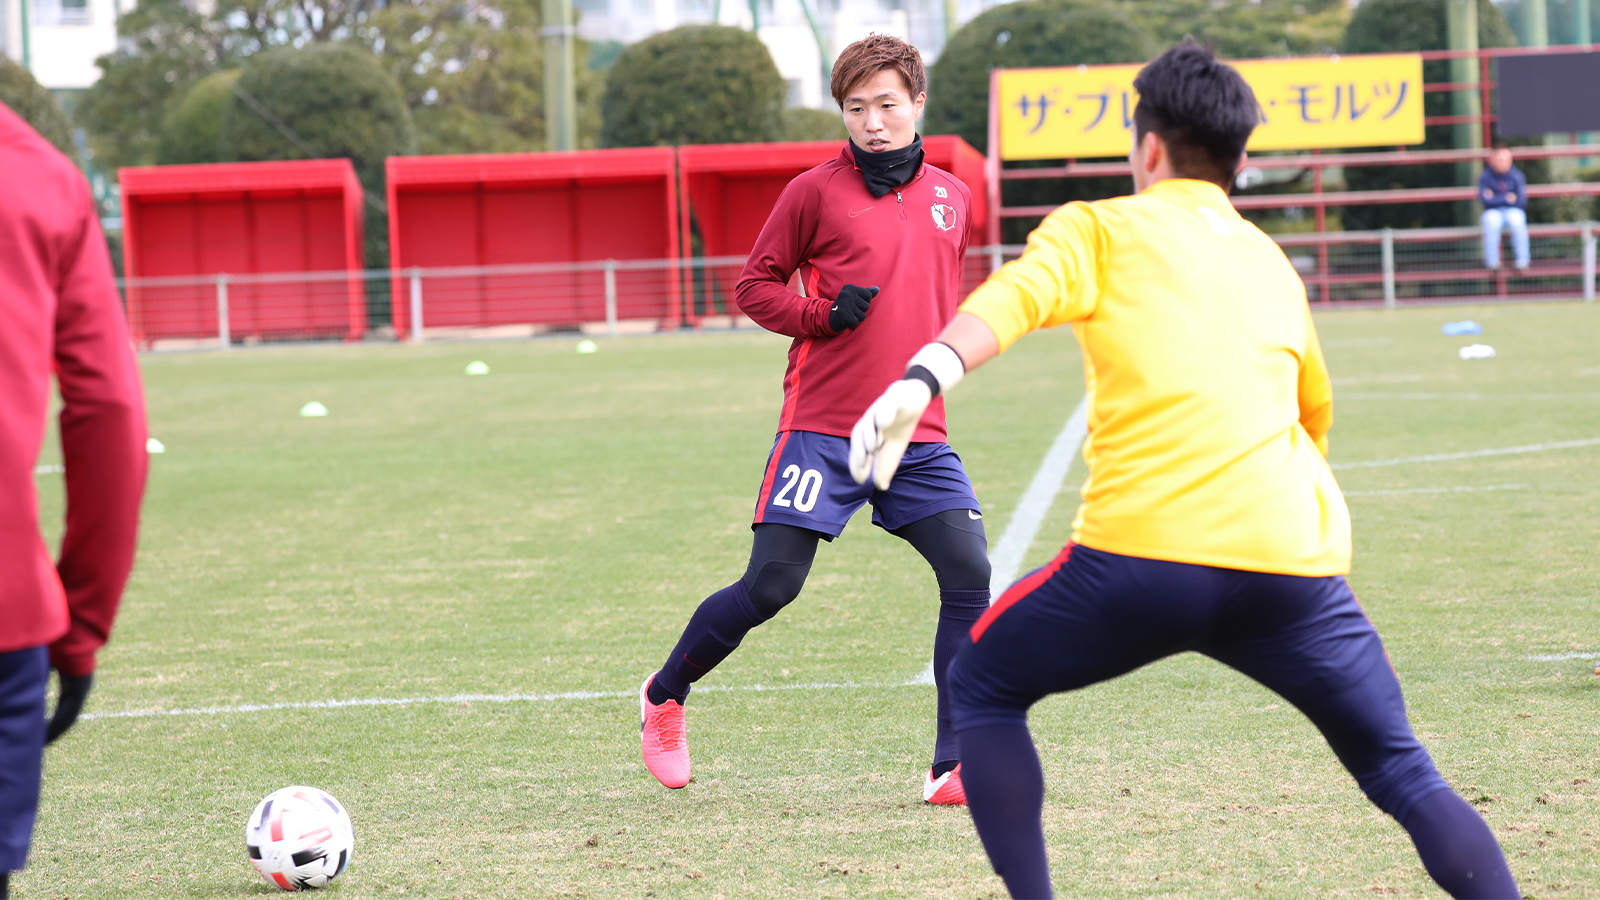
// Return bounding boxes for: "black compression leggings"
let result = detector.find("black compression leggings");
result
[740,508,991,617]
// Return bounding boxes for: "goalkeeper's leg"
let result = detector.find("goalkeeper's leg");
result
[1208,575,1519,899]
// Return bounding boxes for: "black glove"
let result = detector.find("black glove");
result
[45,671,93,745]
[828,284,879,332]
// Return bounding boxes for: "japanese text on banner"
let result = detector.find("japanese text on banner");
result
[997,54,1425,161]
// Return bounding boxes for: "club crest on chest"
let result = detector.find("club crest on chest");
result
[930,202,958,232]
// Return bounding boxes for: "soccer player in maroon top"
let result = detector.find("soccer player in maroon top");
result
[639,35,988,804]
[0,103,148,898]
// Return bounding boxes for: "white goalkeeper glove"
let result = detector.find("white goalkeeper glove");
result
[849,342,966,490]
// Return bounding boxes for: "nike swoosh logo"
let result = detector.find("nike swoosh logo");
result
[848,207,874,217]
[968,510,983,520]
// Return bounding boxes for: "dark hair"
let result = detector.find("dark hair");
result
[1131,39,1258,189]
[831,34,927,107]
[1491,141,1512,151]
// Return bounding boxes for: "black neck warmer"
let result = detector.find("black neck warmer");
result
[850,135,924,198]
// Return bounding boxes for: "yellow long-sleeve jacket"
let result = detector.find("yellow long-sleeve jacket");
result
[962,178,1350,576]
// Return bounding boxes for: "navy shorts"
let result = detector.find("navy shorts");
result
[751,430,980,538]
[0,645,47,872]
[947,543,1452,823]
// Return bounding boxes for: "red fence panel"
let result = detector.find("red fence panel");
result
[120,160,366,345]
[386,149,680,337]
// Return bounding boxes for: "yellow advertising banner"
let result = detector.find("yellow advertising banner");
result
[997,54,1425,161]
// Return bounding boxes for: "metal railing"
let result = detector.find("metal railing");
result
[1276,221,1598,305]
[118,230,1597,350]
[988,44,1600,243]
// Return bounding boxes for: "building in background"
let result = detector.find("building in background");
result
[1,0,124,91]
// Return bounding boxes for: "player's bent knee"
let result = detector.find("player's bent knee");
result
[937,550,991,594]
[742,559,810,618]
[945,645,1032,733]
[1353,748,1450,823]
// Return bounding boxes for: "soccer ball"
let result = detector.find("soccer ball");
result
[245,786,354,891]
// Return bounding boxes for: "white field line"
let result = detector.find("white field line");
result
[82,648,1594,721]
[1343,484,1525,497]
[89,421,1594,722]
[910,396,1091,685]
[79,681,917,722]
[83,399,1093,720]
[1340,392,1600,400]
[1527,652,1600,662]
[34,464,63,475]
[1331,438,1600,470]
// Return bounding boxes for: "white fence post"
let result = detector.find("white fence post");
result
[408,268,424,344]
[215,273,231,348]
[988,244,1003,274]
[603,258,618,337]
[1380,228,1396,309]
[1583,222,1596,303]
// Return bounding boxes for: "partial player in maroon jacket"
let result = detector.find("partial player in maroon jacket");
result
[639,35,987,805]
[0,102,148,898]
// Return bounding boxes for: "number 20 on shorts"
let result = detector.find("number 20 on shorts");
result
[771,465,823,513]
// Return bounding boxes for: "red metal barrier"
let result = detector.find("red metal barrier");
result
[386,149,680,338]
[119,160,366,345]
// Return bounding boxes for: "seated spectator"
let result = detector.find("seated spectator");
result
[1479,143,1530,271]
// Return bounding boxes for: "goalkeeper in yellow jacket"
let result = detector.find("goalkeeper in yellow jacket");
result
[849,39,1518,900]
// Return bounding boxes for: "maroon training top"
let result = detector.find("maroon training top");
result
[0,103,148,675]
[735,144,972,444]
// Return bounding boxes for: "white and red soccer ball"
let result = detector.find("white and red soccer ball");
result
[246,786,354,891]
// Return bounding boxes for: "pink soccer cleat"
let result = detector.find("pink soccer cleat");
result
[923,763,967,805]
[640,674,691,789]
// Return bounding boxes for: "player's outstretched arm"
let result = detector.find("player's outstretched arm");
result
[1297,306,1333,457]
[848,313,1000,489]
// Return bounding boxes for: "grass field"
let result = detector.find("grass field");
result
[14,300,1600,899]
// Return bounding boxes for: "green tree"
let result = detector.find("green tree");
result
[1124,0,1349,60]
[158,69,241,164]
[221,43,415,267]
[925,0,1155,241]
[221,44,414,191]
[80,0,602,171]
[77,0,228,171]
[0,57,75,155]
[363,0,601,153]
[600,25,785,147]
[1339,0,1526,229]
[215,0,387,51]
[926,0,1155,155]
[1495,0,1600,46]
[782,107,847,142]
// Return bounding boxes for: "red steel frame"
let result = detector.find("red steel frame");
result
[985,44,1600,298]
[120,159,366,343]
